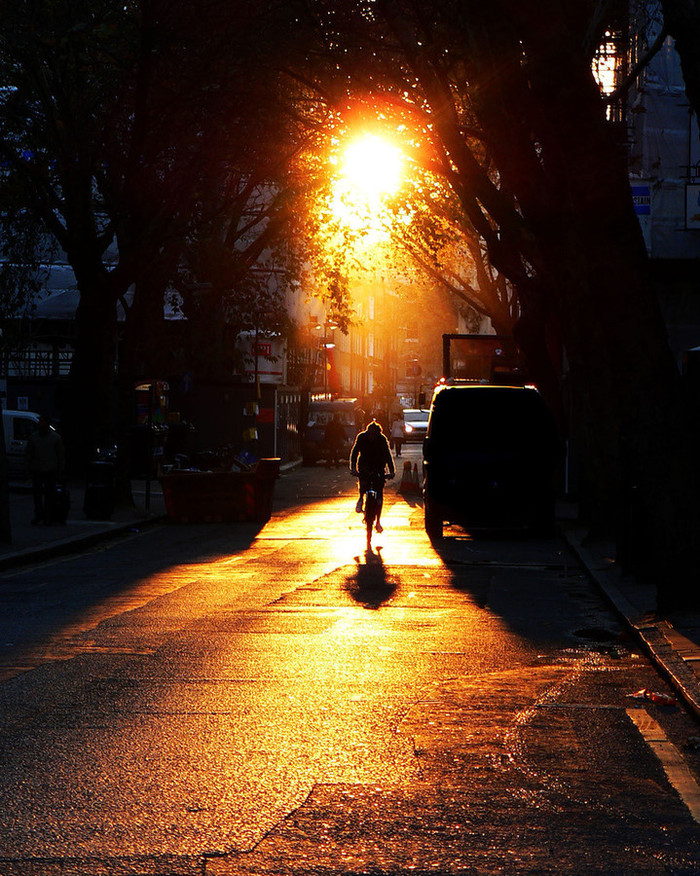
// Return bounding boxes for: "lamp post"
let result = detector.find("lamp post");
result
[134,381,156,511]
[322,337,336,398]
[313,319,337,399]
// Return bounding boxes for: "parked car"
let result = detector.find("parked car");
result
[422,384,560,538]
[402,408,430,443]
[2,409,41,480]
[302,398,363,465]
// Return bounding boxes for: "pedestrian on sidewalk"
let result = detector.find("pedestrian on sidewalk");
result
[26,414,65,525]
[323,414,346,468]
[390,415,405,457]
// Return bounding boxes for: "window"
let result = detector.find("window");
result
[5,344,73,378]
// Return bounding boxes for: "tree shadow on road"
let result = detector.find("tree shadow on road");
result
[346,547,397,609]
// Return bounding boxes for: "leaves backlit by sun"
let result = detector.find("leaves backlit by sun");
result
[329,133,405,244]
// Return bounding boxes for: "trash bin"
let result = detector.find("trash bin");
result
[250,458,280,521]
[84,460,116,520]
[159,458,280,524]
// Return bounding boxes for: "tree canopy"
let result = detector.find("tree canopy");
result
[0,0,314,458]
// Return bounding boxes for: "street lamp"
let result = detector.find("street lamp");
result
[313,319,337,399]
[322,338,336,397]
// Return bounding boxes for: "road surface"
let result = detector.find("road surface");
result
[1,447,700,874]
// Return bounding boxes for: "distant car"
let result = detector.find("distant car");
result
[402,408,430,443]
[302,398,363,465]
[422,384,560,538]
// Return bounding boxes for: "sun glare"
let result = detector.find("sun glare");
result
[327,133,405,245]
[341,134,404,200]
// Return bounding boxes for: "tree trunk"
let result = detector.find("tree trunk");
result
[116,269,173,504]
[512,297,566,433]
[63,273,119,476]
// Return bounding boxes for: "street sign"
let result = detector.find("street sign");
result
[632,184,651,215]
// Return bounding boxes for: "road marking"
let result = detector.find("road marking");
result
[627,707,700,824]
[536,703,621,710]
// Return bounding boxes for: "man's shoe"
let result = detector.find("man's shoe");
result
[375,523,383,533]
[355,498,363,513]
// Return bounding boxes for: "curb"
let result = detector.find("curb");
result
[563,525,700,724]
[0,514,166,574]
[1,463,301,574]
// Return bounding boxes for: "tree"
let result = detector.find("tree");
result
[171,171,301,382]
[0,0,314,468]
[0,0,121,461]
[298,0,699,605]
[387,173,519,335]
[285,9,568,405]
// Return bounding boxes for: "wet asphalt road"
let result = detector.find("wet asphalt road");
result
[1,445,700,875]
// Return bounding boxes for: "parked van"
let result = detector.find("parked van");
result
[422,384,560,538]
[302,398,363,465]
[3,409,40,480]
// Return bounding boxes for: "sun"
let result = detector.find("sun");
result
[327,133,405,244]
[340,134,404,200]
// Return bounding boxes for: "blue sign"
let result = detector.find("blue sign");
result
[632,185,651,215]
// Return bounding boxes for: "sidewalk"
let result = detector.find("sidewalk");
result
[0,477,166,571]
[562,517,700,723]
[2,483,700,725]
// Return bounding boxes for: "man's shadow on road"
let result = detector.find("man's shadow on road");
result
[346,547,397,609]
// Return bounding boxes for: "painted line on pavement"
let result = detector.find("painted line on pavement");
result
[627,707,700,824]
